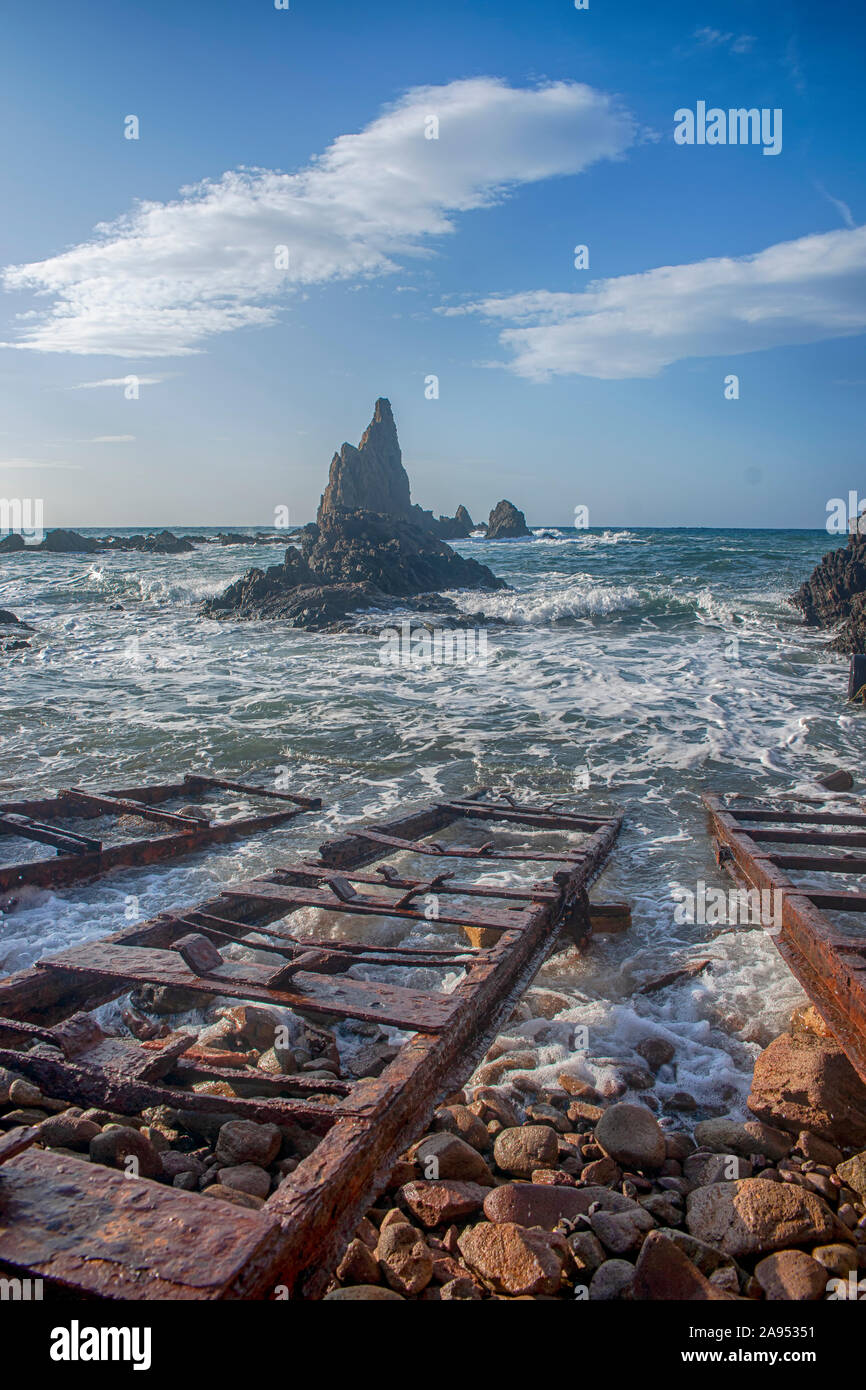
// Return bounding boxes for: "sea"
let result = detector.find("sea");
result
[0,524,858,1119]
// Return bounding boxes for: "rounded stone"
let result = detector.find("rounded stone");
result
[595,1103,666,1172]
[493,1125,559,1177]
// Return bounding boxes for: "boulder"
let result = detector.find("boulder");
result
[686,1179,842,1258]
[398,1180,488,1228]
[633,1232,736,1301]
[487,499,531,540]
[218,1163,272,1199]
[457,1221,568,1296]
[0,533,25,552]
[413,1132,494,1185]
[483,1182,641,1230]
[753,1250,829,1301]
[336,1238,382,1286]
[431,1104,489,1153]
[89,1125,162,1179]
[748,1030,866,1146]
[492,1125,559,1177]
[595,1103,666,1172]
[214,1120,281,1168]
[836,1151,866,1200]
[376,1222,434,1295]
[588,1259,635,1300]
[37,528,101,553]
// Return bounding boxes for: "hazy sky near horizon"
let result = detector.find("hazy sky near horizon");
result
[0,0,864,529]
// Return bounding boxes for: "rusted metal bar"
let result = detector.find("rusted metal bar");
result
[60,788,208,828]
[183,773,322,810]
[38,941,461,1032]
[0,814,102,855]
[704,792,866,1088]
[347,827,585,864]
[220,878,535,934]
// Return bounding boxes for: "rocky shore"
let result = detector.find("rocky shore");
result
[2,985,864,1301]
[791,530,866,653]
[327,1003,866,1301]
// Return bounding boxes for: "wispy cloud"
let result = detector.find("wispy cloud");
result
[2,79,636,358]
[693,27,756,55]
[85,434,135,443]
[817,183,855,230]
[445,226,866,380]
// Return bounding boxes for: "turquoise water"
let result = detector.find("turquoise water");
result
[0,525,859,1116]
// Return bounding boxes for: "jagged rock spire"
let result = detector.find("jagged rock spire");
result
[317,398,412,523]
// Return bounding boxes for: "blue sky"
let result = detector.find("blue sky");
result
[0,0,863,528]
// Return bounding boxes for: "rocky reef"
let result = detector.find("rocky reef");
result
[487,499,532,540]
[204,400,506,629]
[791,532,866,653]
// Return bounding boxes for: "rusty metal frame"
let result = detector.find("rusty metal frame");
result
[0,787,621,1300]
[0,772,320,893]
[704,792,866,1087]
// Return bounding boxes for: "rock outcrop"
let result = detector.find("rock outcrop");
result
[103,530,195,555]
[487,500,531,540]
[0,533,25,553]
[791,532,866,653]
[205,400,506,628]
[38,529,102,554]
[318,399,412,523]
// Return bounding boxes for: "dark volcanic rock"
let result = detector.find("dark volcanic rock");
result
[303,511,503,596]
[204,401,506,628]
[434,505,476,540]
[37,528,101,554]
[318,398,412,522]
[0,533,25,552]
[487,499,531,540]
[791,533,866,653]
[104,530,194,555]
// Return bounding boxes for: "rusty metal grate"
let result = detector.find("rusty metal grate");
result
[0,772,320,893]
[0,786,621,1300]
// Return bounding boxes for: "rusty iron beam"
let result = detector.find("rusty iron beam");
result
[38,941,461,1033]
[704,793,866,1088]
[183,773,322,810]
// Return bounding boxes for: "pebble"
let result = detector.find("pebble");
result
[89,1126,162,1179]
[457,1221,568,1297]
[754,1250,829,1301]
[377,1223,434,1296]
[214,1120,281,1168]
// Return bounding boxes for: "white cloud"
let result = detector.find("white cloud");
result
[86,435,135,443]
[445,226,866,380]
[694,27,756,54]
[817,184,855,230]
[2,79,635,358]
